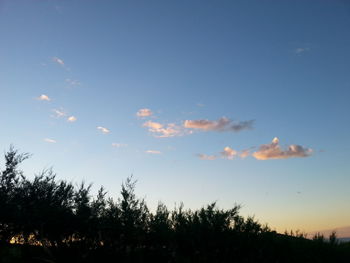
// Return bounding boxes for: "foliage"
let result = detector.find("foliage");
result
[0,147,349,262]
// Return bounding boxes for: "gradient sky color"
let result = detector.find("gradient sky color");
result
[1,0,350,235]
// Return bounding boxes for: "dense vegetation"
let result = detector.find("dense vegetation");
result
[0,147,349,262]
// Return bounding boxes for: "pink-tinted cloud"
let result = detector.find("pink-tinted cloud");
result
[221,146,237,160]
[197,154,217,160]
[37,94,51,101]
[146,150,161,154]
[143,121,185,138]
[136,108,153,118]
[67,116,77,122]
[44,138,56,143]
[252,137,312,160]
[52,57,64,66]
[239,149,250,158]
[184,117,253,132]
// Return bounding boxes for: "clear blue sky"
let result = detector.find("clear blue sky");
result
[1,0,349,234]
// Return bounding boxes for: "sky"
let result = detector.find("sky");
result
[1,0,350,235]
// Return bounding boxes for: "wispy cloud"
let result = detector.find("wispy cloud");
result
[44,138,56,143]
[146,150,161,154]
[136,108,153,118]
[143,121,185,138]
[184,117,254,132]
[37,94,51,101]
[52,57,65,66]
[240,149,250,158]
[295,47,310,55]
[221,146,237,160]
[52,109,66,118]
[97,126,110,134]
[67,116,77,122]
[197,154,216,160]
[65,78,81,87]
[143,121,163,130]
[252,137,312,160]
[112,143,127,148]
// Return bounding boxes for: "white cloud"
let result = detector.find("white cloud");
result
[52,109,66,118]
[52,56,65,66]
[146,150,161,154]
[112,143,127,148]
[197,154,216,160]
[65,78,81,86]
[295,47,310,55]
[37,94,51,101]
[143,121,184,138]
[97,126,110,134]
[44,138,56,143]
[184,117,254,132]
[136,108,153,118]
[67,116,77,122]
[252,137,312,160]
[221,146,237,160]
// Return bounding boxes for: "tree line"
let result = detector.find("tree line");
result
[0,146,349,262]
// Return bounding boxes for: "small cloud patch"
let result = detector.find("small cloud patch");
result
[221,146,237,160]
[112,143,127,148]
[97,126,110,134]
[44,138,56,143]
[197,154,216,160]
[52,109,66,118]
[143,121,184,138]
[52,57,65,66]
[184,117,254,132]
[67,116,77,122]
[295,47,310,55]
[146,150,161,154]
[37,94,51,101]
[252,137,312,160]
[137,108,153,118]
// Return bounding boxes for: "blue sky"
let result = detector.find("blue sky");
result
[1,0,350,234]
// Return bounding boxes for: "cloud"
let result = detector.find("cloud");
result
[97,126,110,134]
[230,120,255,132]
[240,149,250,158]
[65,78,81,87]
[52,57,65,66]
[146,150,161,154]
[136,108,153,118]
[144,121,163,130]
[143,121,185,138]
[37,94,51,101]
[112,143,127,148]
[44,138,56,143]
[295,47,310,55]
[197,154,216,160]
[252,137,312,160]
[67,116,77,122]
[184,117,254,132]
[221,146,237,160]
[52,109,66,118]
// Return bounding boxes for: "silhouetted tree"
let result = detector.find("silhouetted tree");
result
[1,146,350,263]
